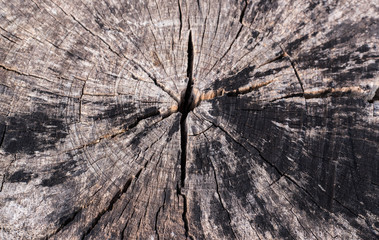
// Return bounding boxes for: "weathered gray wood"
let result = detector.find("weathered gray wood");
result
[0,0,378,239]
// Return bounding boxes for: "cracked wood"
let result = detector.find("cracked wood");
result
[0,0,378,240]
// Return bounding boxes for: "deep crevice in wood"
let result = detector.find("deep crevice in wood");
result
[239,0,248,24]
[0,124,6,149]
[177,31,196,240]
[368,87,379,103]
[1,1,378,239]
[179,31,194,187]
[176,183,193,240]
[1,33,16,44]
[186,31,195,87]
[177,0,183,40]
[196,0,201,12]
[179,117,188,188]
[0,178,4,193]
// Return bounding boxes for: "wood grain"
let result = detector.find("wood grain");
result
[0,0,378,239]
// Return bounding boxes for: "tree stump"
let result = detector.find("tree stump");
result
[0,0,378,239]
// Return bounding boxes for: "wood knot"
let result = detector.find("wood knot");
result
[179,87,201,114]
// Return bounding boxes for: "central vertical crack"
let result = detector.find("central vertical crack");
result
[177,0,183,40]
[179,30,194,187]
[178,31,195,240]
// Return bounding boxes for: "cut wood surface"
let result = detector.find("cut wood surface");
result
[0,0,378,239]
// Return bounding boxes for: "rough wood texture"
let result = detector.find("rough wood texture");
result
[1,0,378,239]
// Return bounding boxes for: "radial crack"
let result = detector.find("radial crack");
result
[0,156,16,193]
[195,15,208,74]
[257,52,286,68]
[368,87,379,103]
[0,177,5,192]
[207,120,331,214]
[51,1,179,102]
[176,183,193,240]
[225,79,275,97]
[0,26,22,41]
[69,105,177,153]
[290,60,305,93]
[154,190,167,240]
[0,124,6,149]
[47,208,83,239]
[204,0,247,78]
[1,33,16,44]
[239,0,248,24]
[280,48,305,93]
[282,195,317,240]
[78,82,87,123]
[269,93,304,102]
[179,31,194,187]
[178,0,183,39]
[208,150,238,239]
[176,31,196,240]
[81,177,133,240]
